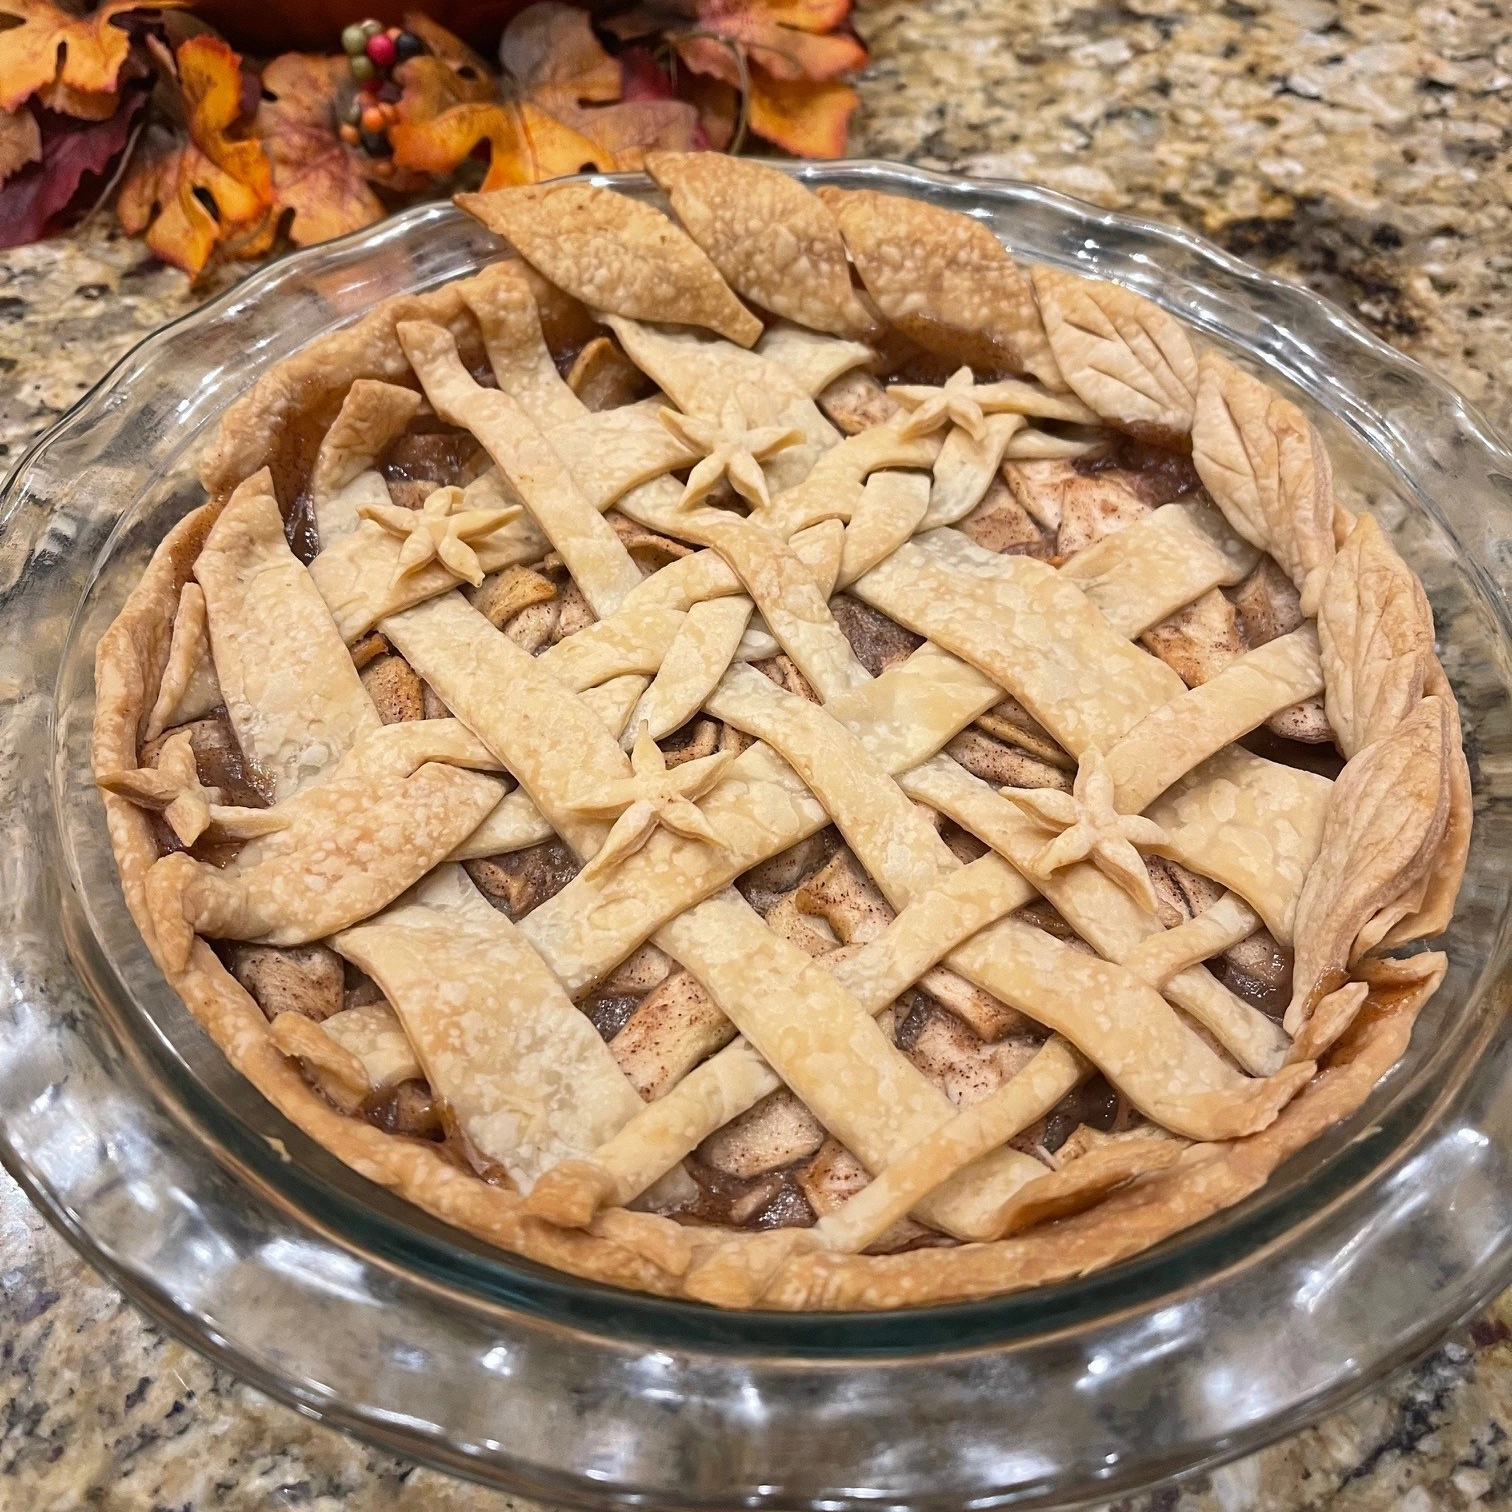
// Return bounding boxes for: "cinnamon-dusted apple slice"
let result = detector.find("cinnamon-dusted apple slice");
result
[457,182,763,347]
[646,152,875,339]
[1191,349,1338,615]
[817,187,1064,390]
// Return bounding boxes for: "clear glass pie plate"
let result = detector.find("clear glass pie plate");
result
[2,161,1511,1510]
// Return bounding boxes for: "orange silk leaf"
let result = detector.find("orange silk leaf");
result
[682,0,866,83]
[255,53,385,247]
[392,98,608,189]
[745,69,857,157]
[115,36,272,276]
[117,126,270,274]
[0,0,185,113]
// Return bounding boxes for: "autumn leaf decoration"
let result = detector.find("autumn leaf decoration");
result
[0,0,186,249]
[607,0,864,156]
[117,34,275,271]
[388,4,701,189]
[0,0,867,271]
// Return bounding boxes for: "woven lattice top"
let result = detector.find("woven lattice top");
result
[93,157,1469,1311]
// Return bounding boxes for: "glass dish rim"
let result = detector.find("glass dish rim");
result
[4,159,1511,1508]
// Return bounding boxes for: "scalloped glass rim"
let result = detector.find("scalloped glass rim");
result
[0,160,1508,1509]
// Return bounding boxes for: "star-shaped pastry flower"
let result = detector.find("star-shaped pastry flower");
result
[98,729,287,848]
[1003,747,1171,914]
[359,485,521,589]
[569,723,736,883]
[887,366,990,442]
[659,395,802,511]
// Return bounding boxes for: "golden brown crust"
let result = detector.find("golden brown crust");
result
[645,152,874,339]
[200,280,492,503]
[760,959,1440,1309]
[92,178,1474,1311]
[817,187,1064,390]
[458,183,763,347]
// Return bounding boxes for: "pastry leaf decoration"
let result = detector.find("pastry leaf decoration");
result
[1285,695,1453,1034]
[1030,266,1200,442]
[1191,348,1338,617]
[1317,512,1437,760]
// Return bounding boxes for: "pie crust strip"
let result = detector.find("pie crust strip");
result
[835,471,931,589]
[317,1000,422,1088]
[193,470,381,800]
[143,581,220,742]
[899,755,1291,1075]
[756,423,940,541]
[526,850,1044,1228]
[380,592,626,855]
[681,1036,1088,1307]
[309,379,425,543]
[705,662,959,910]
[1058,501,1261,640]
[855,531,1186,753]
[629,596,754,742]
[449,676,648,860]
[1146,747,1334,943]
[395,320,644,619]
[334,865,644,1191]
[944,916,1310,1139]
[1104,625,1325,813]
[654,890,1043,1241]
[921,412,1026,528]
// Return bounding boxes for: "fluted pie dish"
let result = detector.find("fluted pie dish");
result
[87,153,1473,1313]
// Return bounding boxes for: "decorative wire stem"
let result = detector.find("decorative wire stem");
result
[666,31,751,156]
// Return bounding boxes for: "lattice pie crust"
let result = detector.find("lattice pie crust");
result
[93,158,1470,1311]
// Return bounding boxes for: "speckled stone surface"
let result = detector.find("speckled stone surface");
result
[2,1,1510,1506]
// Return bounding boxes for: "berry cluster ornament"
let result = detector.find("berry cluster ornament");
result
[338,19,426,168]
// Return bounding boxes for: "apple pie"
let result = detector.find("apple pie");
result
[92,157,1470,1311]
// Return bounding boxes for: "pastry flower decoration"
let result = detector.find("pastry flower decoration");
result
[358,484,521,589]
[659,394,802,510]
[1002,747,1171,914]
[98,729,287,848]
[569,723,736,882]
[887,366,992,442]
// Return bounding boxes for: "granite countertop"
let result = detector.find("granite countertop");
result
[2,1,1509,1506]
